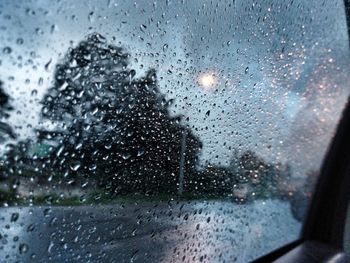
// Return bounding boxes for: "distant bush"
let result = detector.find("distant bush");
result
[186,165,233,197]
[0,189,17,206]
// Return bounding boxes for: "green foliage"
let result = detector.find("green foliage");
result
[0,188,18,206]
[229,150,292,202]
[31,194,82,206]
[186,165,233,197]
[0,80,16,143]
[38,33,202,195]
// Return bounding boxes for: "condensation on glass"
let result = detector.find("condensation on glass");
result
[0,0,349,262]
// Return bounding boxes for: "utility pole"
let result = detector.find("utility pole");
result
[178,126,187,196]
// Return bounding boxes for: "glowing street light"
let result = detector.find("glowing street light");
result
[198,72,217,91]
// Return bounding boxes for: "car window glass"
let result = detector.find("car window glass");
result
[0,0,349,262]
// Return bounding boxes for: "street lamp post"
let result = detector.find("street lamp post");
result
[178,126,187,196]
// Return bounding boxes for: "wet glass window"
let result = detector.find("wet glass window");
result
[0,0,349,262]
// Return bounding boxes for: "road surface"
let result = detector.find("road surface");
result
[0,200,300,263]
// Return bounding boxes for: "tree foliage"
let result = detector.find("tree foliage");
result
[39,33,202,195]
[229,150,292,202]
[0,81,15,142]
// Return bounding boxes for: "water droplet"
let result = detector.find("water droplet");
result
[137,148,145,156]
[45,59,52,71]
[47,241,54,254]
[50,24,56,34]
[16,38,24,45]
[19,243,29,254]
[38,77,43,86]
[31,89,38,96]
[35,28,43,35]
[27,224,35,232]
[88,12,94,22]
[122,153,131,160]
[140,24,147,32]
[89,164,97,171]
[10,212,19,222]
[70,163,81,171]
[43,208,52,217]
[3,47,12,54]
[92,107,99,115]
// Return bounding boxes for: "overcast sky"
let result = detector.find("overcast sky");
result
[0,0,349,177]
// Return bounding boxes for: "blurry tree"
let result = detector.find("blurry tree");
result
[229,150,291,202]
[0,81,15,142]
[39,33,202,195]
[3,139,54,179]
[0,80,17,204]
[186,165,233,197]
